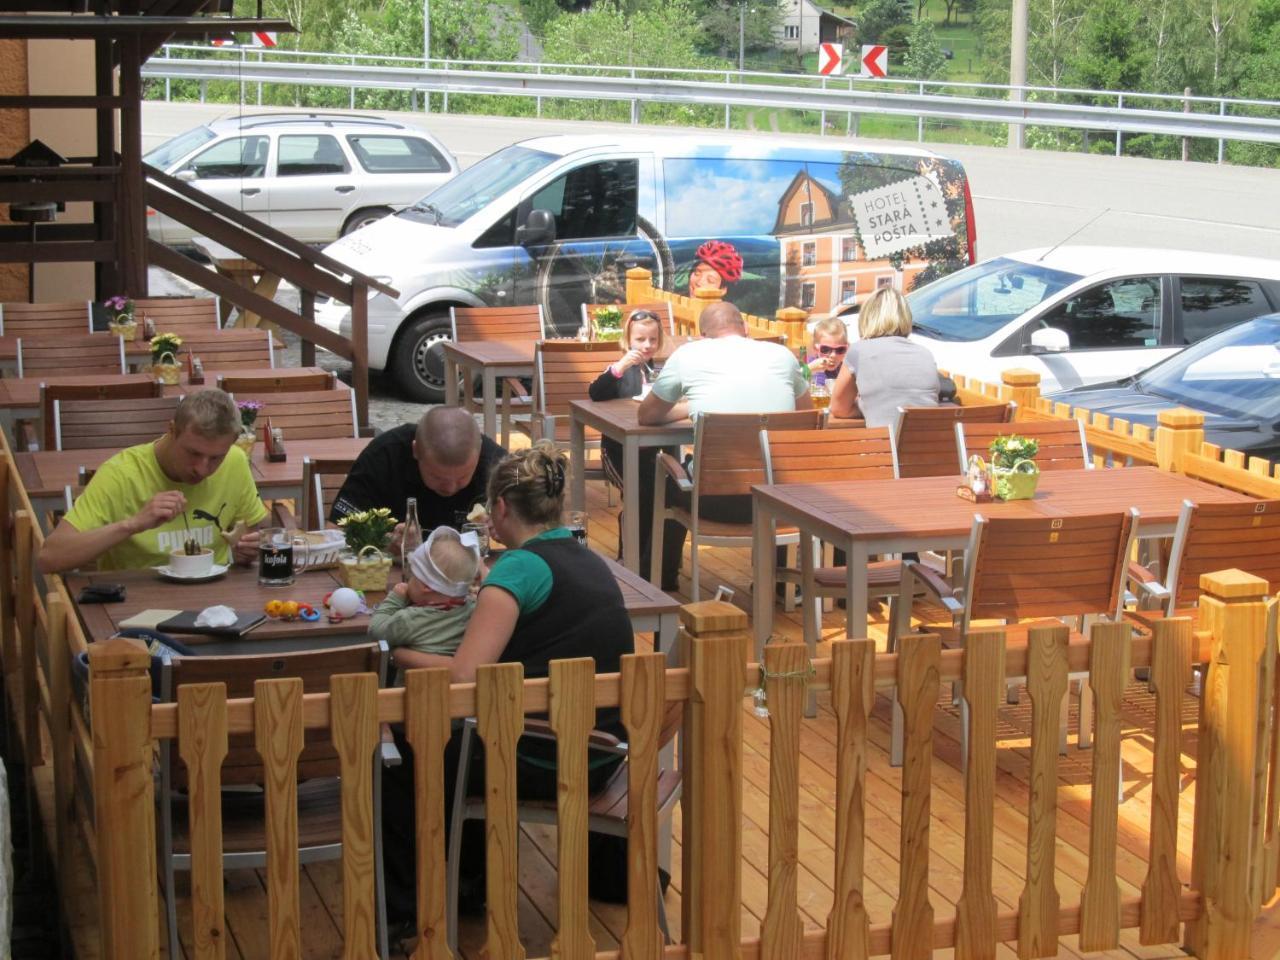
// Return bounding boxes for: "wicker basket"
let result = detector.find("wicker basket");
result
[153,351,181,385]
[993,459,1040,501]
[108,319,138,340]
[296,530,345,571]
[338,545,392,590]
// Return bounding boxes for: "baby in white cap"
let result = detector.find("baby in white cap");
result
[369,526,482,657]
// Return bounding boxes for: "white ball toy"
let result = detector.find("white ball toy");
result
[329,587,363,619]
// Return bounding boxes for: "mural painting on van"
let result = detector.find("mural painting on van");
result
[663,149,970,317]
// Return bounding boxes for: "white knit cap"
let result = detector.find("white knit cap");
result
[408,526,481,597]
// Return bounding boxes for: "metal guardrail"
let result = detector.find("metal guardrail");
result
[141,47,1280,147]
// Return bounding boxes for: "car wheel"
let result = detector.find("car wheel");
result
[341,206,393,236]
[389,310,452,404]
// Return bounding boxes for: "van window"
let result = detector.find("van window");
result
[1039,277,1161,350]
[184,135,269,179]
[528,160,638,240]
[277,135,351,176]
[1179,277,1272,344]
[407,145,556,229]
[347,135,449,174]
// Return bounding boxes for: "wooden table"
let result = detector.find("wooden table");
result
[441,340,536,442]
[568,398,694,575]
[67,551,680,657]
[192,235,281,332]
[750,466,1258,656]
[248,436,372,507]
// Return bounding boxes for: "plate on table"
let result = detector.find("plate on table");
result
[152,563,230,584]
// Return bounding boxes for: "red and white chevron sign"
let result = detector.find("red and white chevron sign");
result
[860,44,888,78]
[817,43,844,76]
[252,31,278,48]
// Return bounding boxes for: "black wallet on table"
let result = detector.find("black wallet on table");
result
[155,610,267,637]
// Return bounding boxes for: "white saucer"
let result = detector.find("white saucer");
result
[153,563,230,584]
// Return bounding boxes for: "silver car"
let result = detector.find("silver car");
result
[145,112,458,245]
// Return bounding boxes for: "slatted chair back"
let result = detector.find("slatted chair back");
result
[1164,499,1280,613]
[691,410,824,498]
[956,418,1090,473]
[132,296,221,337]
[216,370,336,393]
[161,642,385,788]
[15,333,126,377]
[532,339,620,443]
[450,304,546,342]
[52,395,181,451]
[762,425,897,484]
[230,388,358,440]
[893,402,1013,478]
[299,455,359,529]
[177,329,274,371]
[580,301,676,336]
[0,300,92,338]
[38,379,162,450]
[961,509,1138,633]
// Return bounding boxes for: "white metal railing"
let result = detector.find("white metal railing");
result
[143,44,1280,153]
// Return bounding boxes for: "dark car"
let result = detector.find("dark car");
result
[1048,313,1280,462]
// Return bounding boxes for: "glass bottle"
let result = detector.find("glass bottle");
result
[401,496,422,581]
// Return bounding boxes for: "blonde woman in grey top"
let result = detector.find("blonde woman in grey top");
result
[830,287,939,429]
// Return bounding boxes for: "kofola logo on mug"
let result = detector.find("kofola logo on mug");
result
[258,527,307,586]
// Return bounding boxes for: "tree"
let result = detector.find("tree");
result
[1065,0,1148,92]
[903,17,946,78]
[698,0,785,62]
[855,0,912,43]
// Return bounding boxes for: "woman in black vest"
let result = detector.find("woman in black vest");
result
[384,442,635,928]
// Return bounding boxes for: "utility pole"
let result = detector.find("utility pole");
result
[423,0,431,112]
[739,2,745,71]
[1009,0,1027,148]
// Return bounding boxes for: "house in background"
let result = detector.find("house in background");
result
[775,0,855,53]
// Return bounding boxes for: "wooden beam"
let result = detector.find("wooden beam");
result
[0,16,294,39]
[118,32,146,297]
[0,95,121,108]
[0,241,116,263]
[0,224,100,243]
[0,181,115,203]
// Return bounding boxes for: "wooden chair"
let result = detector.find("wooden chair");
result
[156,642,393,960]
[177,329,275,371]
[15,333,126,377]
[52,394,181,451]
[892,509,1139,765]
[891,403,1013,478]
[0,300,92,338]
[956,418,1091,473]
[31,379,162,451]
[651,410,822,601]
[451,305,546,444]
[524,339,619,445]
[446,712,681,951]
[299,454,359,529]
[1128,499,1280,630]
[132,296,221,336]
[228,388,358,440]
[217,370,337,394]
[580,301,676,336]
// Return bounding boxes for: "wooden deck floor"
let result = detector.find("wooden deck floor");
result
[49,478,1225,959]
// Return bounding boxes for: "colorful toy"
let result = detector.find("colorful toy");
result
[263,599,319,622]
[323,587,368,622]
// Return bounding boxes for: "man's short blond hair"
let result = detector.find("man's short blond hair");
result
[429,536,480,585]
[857,288,913,339]
[173,389,240,440]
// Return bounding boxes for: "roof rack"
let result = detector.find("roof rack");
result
[228,113,404,130]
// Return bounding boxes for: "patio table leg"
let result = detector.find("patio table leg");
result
[569,413,586,514]
[752,499,775,661]
[800,531,819,717]
[444,356,459,408]
[622,436,641,574]
[845,541,870,640]
[481,369,497,440]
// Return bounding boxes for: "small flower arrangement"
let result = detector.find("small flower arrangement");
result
[237,400,263,433]
[988,433,1041,500]
[102,295,134,324]
[150,332,183,364]
[337,507,397,554]
[592,305,624,341]
[988,434,1040,470]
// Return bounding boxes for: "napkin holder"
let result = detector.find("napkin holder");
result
[187,353,205,385]
[264,418,287,462]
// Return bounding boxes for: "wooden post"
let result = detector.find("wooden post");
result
[15,511,41,767]
[405,668,455,960]
[89,637,160,960]
[549,658,597,960]
[1155,408,1205,474]
[178,683,229,960]
[691,286,727,336]
[1187,570,1270,959]
[331,673,380,959]
[626,266,654,304]
[893,633,939,960]
[350,282,370,434]
[0,456,14,676]
[620,653,666,960]
[300,288,317,368]
[774,306,809,352]
[761,643,807,959]
[681,600,746,958]
[476,662,526,960]
[1000,369,1042,417]
[118,34,148,296]
[46,594,76,922]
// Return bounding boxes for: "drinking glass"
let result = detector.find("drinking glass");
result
[566,511,588,544]
[462,522,491,558]
[258,527,308,586]
[810,382,830,411]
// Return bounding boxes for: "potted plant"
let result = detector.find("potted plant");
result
[151,332,183,384]
[336,507,396,590]
[592,305,624,342]
[988,434,1041,500]
[102,295,138,340]
[235,400,262,456]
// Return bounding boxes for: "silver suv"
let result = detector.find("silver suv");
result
[145,112,459,245]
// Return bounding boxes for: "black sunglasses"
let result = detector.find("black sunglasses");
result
[816,344,848,356]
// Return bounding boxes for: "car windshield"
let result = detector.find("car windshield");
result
[906,257,1082,342]
[1137,315,1280,420]
[399,145,558,228]
[143,125,216,170]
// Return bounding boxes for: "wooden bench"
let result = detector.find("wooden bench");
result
[0,300,92,338]
[16,333,127,378]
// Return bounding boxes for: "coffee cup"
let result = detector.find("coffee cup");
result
[169,547,214,577]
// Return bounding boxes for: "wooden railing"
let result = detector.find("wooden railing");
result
[77,580,1277,959]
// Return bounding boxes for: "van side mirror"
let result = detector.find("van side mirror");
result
[1026,327,1070,355]
[516,209,555,247]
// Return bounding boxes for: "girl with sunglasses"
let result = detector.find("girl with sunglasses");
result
[804,315,850,386]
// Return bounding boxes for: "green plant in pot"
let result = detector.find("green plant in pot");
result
[592,305,624,342]
[988,434,1040,500]
[151,332,183,385]
[336,507,397,590]
[234,400,262,455]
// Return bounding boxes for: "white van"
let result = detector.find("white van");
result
[316,133,978,402]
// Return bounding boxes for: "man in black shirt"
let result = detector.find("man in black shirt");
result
[331,407,505,539]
